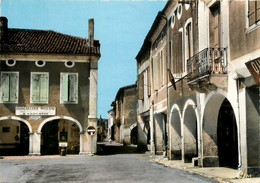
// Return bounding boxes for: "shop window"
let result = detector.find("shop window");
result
[30,72,49,104]
[0,72,19,103]
[60,73,78,104]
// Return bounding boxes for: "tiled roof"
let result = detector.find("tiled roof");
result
[0,28,100,55]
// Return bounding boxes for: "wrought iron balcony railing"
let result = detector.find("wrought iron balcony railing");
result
[187,47,228,83]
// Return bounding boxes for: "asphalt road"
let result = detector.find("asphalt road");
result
[0,143,217,183]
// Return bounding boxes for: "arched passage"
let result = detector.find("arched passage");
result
[202,93,239,168]
[169,104,182,160]
[130,126,138,145]
[217,98,238,168]
[38,116,83,155]
[183,100,199,163]
[0,116,31,155]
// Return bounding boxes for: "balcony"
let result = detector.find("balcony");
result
[187,47,228,84]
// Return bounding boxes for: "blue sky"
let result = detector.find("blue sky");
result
[1,0,166,118]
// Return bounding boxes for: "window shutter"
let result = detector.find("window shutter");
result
[61,74,69,102]
[257,1,260,22]
[32,74,40,102]
[1,73,10,102]
[173,32,183,74]
[138,73,144,100]
[148,67,151,96]
[153,56,159,91]
[248,1,256,26]
[9,73,17,102]
[40,74,48,102]
[69,74,77,102]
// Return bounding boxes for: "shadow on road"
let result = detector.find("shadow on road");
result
[96,142,144,155]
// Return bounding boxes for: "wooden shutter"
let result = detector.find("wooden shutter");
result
[160,50,163,86]
[163,47,167,85]
[153,56,159,91]
[32,74,40,102]
[173,32,183,74]
[9,73,17,102]
[148,67,151,96]
[257,1,260,22]
[248,1,256,26]
[213,8,219,48]
[40,74,48,102]
[138,73,144,100]
[69,74,77,102]
[1,73,10,102]
[61,74,69,102]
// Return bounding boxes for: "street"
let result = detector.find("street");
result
[0,143,217,183]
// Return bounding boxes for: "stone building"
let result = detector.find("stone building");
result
[0,17,101,155]
[110,84,138,145]
[107,109,115,141]
[136,0,260,178]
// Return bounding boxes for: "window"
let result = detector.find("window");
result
[0,72,19,103]
[248,0,260,27]
[30,72,49,104]
[60,73,78,104]
[2,127,10,132]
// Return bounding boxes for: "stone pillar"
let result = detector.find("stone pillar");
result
[150,104,155,155]
[87,61,98,154]
[28,132,41,156]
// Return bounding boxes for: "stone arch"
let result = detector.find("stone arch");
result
[202,91,239,167]
[169,104,182,160]
[129,123,137,131]
[182,99,199,162]
[38,116,83,133]
[0,116,32,133]
[37,116,83,155]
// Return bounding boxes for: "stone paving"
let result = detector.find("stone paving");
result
[150,155,260,183]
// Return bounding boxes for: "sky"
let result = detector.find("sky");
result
[0,0,166,118]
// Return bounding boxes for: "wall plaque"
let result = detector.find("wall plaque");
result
[15,107,56,116]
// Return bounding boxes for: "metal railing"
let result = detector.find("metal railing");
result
[187,47,228,83]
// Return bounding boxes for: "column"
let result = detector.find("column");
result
[150,104,155,155]
[87,61,98,154]
[28,132,41,156]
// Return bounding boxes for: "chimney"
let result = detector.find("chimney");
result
[0,17,8,42]
[88,18,94,47]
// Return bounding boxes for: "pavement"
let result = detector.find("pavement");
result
[149,155,260,183]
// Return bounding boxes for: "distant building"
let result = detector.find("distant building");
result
[107,109,115,141]
[110,84,138,145]
[0,17,101,155]
[97,116,108,142]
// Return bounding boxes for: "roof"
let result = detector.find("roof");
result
[0,28,100,55]
[115,84,137,100]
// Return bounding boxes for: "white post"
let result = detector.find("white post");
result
[150,104,155,155]
[29,132,41,156]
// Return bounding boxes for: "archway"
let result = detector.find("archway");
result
[169,105,182,160]
[183,100,198,163]
[217,98,238,168]
[0,116,31,156]
[202,93,239,168]
[130,126,138,145]
[38,116,83,155]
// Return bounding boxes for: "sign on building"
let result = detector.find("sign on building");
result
[15,107,56,116]
[245,58,260,85]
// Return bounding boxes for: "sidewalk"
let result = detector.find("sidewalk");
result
[150,155,260,183]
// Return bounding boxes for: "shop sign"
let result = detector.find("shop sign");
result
[15,107,56,116]
[245,58,260,85]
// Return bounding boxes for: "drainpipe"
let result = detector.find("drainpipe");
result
[161,13,170,158]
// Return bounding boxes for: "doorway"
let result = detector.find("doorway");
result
[217,99,238,168]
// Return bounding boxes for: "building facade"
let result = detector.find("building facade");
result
[136,0,260,178]
[0,17,101,155]
[110,84,138,145]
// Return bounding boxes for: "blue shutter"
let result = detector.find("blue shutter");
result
[9,73,17,102]
[2,73,10,102]
[32,74,40,102]
[69,74,77,102]
[61,74,69,102]
[40,74,48,102]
